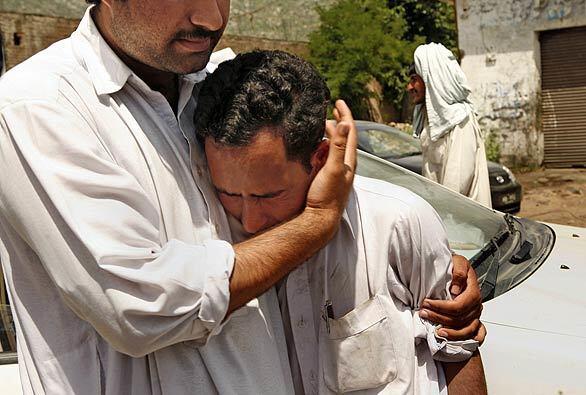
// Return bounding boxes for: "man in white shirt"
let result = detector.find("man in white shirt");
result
[0,1,359,394]
[0,1,482,393]
[197,50,487,394]
[407,43,492,208]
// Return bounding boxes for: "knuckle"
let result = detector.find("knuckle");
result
[473,293,482,305]
[453,272,466,282]
[337,120,351,130]
[452,300,465,313]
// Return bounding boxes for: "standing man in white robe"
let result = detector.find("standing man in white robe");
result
[407,43,492,208]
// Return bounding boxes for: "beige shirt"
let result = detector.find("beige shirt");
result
[278,176,479,394]
[420,113,492,208]
[0,8,293,395]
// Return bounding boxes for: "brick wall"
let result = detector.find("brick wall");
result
[0,12,79,70]
[0,12,309,71]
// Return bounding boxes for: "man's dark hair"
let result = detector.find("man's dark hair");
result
[195,50,330,169]
[86,0,100,4]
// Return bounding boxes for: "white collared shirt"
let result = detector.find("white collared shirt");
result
[280,176,479,395]
[0,7,293,395]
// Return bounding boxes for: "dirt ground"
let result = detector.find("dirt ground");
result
[516,167,586,228]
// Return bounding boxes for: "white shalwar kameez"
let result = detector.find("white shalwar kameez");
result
[413,43,492,208]
[230,176,479,395]
[0,7,294,395]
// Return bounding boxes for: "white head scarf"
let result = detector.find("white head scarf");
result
[412,43,475,141]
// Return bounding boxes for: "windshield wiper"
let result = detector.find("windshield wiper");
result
[471,218,514,300]
[470,228,510,269]
[505,215,533,264]
[504,213,516,234]
[472,214,530,300]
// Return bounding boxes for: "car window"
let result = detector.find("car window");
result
[356,151,553,301]
[358,125,422,159]
[357,151,504,257]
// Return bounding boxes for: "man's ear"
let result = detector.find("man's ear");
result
[309,139,329,177]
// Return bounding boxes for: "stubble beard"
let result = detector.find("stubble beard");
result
[109,12,214,75]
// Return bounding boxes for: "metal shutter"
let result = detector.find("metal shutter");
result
[540,26,586,168]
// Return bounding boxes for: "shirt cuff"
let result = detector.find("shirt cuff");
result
[413,311,479,363]
[197,239,235,338]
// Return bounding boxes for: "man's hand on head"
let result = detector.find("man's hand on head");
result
[305,100,358,231]
[227,99,357,315]
[420,255,486,344]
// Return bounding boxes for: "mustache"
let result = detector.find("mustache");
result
[173,27,222,42]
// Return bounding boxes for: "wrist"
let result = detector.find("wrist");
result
[301,206,341,239]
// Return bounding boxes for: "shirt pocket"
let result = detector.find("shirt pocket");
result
[319,294,397,393]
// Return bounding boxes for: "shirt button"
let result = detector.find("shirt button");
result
[297,318,306,328]
[196,166,203,177]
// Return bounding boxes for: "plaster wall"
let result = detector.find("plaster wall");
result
[457,0,586,167]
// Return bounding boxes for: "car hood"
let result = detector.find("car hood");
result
[483,223,586,338]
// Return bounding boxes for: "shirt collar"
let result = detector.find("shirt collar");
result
[71,7,208,97]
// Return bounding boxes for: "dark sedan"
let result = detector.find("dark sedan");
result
[356,120,522,213]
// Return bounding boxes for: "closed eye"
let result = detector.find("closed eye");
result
[216,188,284,199]
[251,190,285,199]
[217,189,241,198]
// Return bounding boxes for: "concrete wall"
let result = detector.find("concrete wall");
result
[456,0,586,167]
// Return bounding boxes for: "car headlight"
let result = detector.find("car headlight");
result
[502,165,517,183]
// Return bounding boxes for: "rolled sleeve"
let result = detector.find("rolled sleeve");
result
[199,239,234,330]
[413,312,479,363]
[389,194,478,363]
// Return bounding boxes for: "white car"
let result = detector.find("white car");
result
[0,151,584,394]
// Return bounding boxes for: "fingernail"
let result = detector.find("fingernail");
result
[451,284,461,295]
[421,300,430,309]
[437,329,448,337]
[419,309,428,319]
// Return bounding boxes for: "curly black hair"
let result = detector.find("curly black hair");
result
[195,50,330,169]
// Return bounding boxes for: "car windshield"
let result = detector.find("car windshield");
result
[357,123,422,159]
[356,151,553,301]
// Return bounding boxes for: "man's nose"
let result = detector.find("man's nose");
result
[241,201,267,235]
[189,0,225,32]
